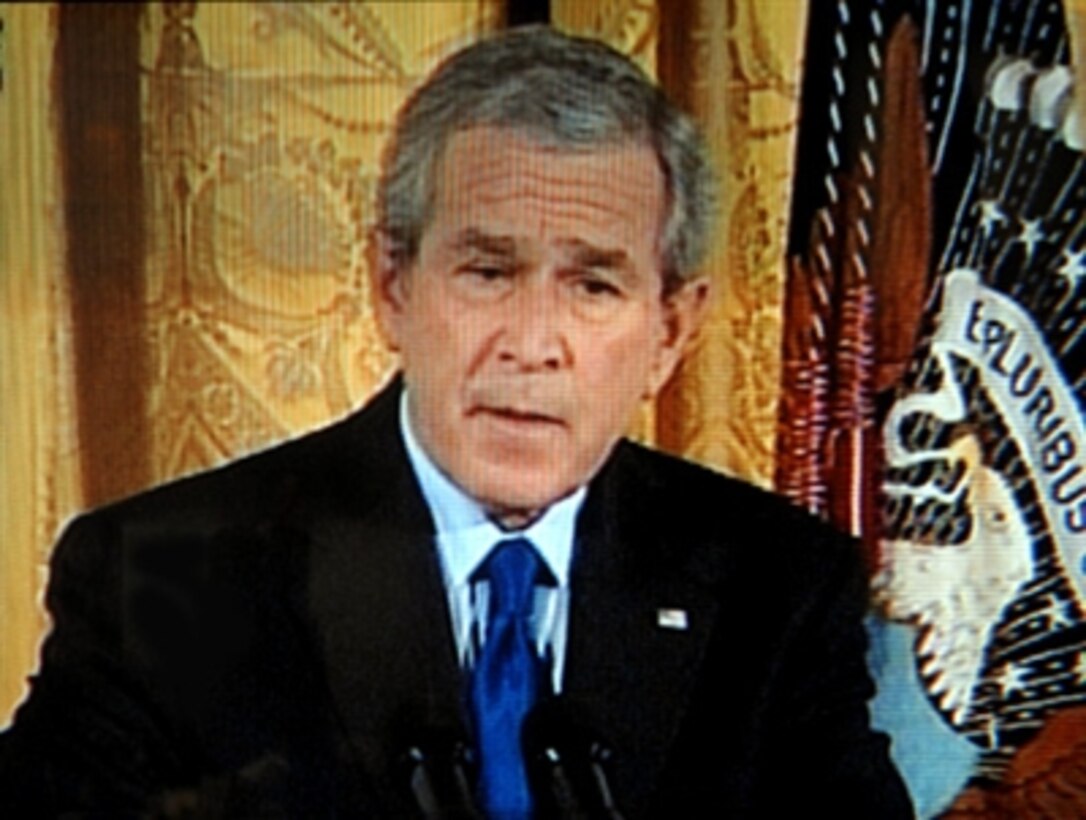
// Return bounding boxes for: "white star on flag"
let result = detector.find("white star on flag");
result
[1016,217,1044,258]
[1057,248,1086,288]
[1047,600,1079,630]
[996,662,1030,697]
[977,199,1006,234]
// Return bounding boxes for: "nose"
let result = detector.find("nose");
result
[497,274,572,371]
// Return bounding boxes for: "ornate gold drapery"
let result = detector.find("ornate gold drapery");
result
[0,3,83,729]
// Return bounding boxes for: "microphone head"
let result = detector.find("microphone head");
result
[522,697,621,819]
[395,722,480,819]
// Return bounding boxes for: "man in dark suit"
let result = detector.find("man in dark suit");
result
[0,26,912,818]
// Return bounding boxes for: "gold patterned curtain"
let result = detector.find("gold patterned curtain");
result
[0,1,807,726]
[0,3,83,731]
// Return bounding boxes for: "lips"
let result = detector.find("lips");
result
[472,405,565,426]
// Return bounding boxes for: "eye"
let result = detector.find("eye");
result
[572,274,623,299]
[579,279,620,296]
[454,261,516,287]
[450,261,516,302]
[462,264,511,282]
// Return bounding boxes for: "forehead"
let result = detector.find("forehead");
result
[428,126,666,260]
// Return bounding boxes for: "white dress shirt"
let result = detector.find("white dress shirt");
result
[399,392,584,693]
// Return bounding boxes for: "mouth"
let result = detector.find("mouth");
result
[471,405,566,428]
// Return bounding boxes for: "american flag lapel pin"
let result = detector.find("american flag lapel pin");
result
[656,608,689,631]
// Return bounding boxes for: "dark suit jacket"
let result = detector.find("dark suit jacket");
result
[0,379,912,818]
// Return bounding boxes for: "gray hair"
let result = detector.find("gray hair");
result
[376,26,717,291]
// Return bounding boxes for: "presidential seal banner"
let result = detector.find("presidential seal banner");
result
[779,0,1086,815]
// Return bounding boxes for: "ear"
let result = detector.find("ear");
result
[645,276,711,398]
[367,229,411,352]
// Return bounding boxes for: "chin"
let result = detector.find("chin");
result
[464,467,577,517]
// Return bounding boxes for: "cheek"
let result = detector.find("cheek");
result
[401,301,466,373]
[581,334,657,422]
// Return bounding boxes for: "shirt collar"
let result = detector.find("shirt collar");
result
[399,390,583,588]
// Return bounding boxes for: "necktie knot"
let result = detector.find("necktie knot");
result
[478,537,543,620]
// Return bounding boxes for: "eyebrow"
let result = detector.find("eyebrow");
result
[449,228,516,257]
[559,239,632,273]
[448,230,633,273]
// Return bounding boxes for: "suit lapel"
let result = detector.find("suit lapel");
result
[563,444,724,811]
[298,381,468,809]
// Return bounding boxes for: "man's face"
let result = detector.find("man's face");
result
[375,127,707,516]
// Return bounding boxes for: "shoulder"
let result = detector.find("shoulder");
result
[77,380,403,533]
[45,383,407,593]
[611,439,847,543]
[607,440,862,595]
[41,386,405,634]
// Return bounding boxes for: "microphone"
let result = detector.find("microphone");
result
[398,726,482,819]
[523,698,624,820]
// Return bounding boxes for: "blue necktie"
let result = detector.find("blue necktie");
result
[470,537,545,818]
